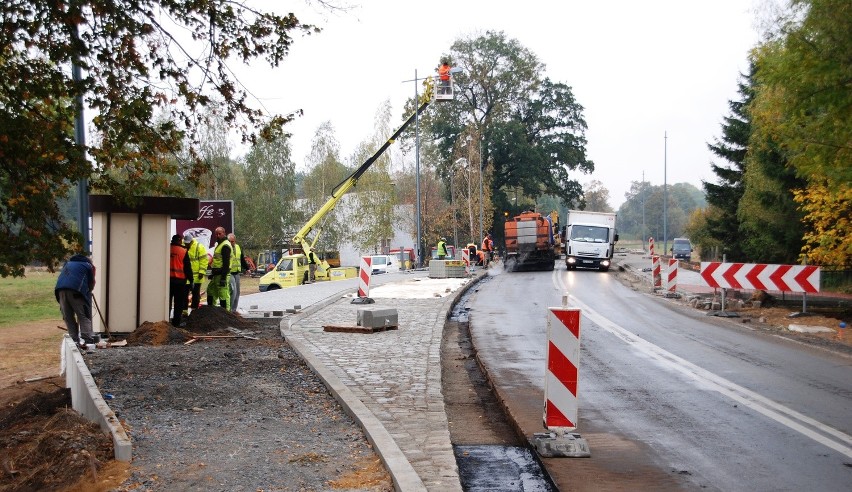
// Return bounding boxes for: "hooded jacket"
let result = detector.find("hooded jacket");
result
[55,254,95,306]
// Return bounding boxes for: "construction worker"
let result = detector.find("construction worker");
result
[183,232,207,312]
[481,233,494,267]
[437,60,450,94]
[437,237,448,260]
[307,250,320,283]
[207,226,232,310]
[55,253,96,348]
[227,233,249,312]
[466,242,478,266]
[169,234,192,326]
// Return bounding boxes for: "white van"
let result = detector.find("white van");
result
[368,255,396,274]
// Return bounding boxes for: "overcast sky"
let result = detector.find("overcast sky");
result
[236,0,763,209]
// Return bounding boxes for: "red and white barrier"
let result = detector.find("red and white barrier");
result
[544,308,581,431]
[358,256,373,298]
[652,255,662,288]
[667,258,678,292]
[461,248,470,275]
[700,262,820,293]
[648,236,655,256]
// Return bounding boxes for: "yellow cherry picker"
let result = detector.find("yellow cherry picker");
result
[259,68,456,292]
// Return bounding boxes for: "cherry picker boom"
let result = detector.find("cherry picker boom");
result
[292,76,438,275]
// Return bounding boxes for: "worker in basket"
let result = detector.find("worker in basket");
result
[437,59,451,94]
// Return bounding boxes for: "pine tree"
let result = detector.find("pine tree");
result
[703,65,753,261]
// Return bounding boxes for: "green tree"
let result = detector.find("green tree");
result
[737,120,805,263]
[616,182,704,242]
[582,180,614,213]
[703,67,753,259]
[0,1,316,276]
[300,122,349,252]
[411,31,593,235]
[351,101,397,253]
[235,135,298,253]
[750,0,850,266]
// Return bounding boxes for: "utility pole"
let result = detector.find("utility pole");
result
[663,132,668,256]
[72,24,89,253]
[642,170,646,252]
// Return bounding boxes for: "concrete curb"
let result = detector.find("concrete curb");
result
[61,336,132,461]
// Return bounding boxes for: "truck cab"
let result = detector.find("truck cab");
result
[564,211,618,271]
[258,254,310,291]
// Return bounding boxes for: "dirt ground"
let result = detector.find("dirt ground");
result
[0,278,391,492]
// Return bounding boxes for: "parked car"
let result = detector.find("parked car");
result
[367,255,396,274]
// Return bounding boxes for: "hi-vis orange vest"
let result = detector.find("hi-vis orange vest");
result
[170,244,187,280]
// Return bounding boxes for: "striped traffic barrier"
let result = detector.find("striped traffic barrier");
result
[667,258,678,292]
[652,255,662,288]
[461,248,470,275]
[351,256,374,304]
[544,307,581,431]
[648,236,655,256]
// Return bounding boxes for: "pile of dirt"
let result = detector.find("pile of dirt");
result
[183,305,257,333]
[123,307,259,346]
[125,321,190,346]
[0,377,121,492]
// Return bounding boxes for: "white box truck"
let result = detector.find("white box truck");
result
[564,211,618,271]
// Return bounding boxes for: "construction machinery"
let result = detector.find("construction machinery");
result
[258,75,442,291]
[504,211,557,272]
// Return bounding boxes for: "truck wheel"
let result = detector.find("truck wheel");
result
[547,261,555,271]
[267,284,280,291]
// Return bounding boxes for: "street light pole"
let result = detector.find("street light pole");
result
[663,131,668,256]
[414,70,423,267]
[72,24,89,253]
[642,170,646,252]
[451,159,459,252]
[478,136,483,245]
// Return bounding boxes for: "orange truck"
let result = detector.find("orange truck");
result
[504,211,557,271]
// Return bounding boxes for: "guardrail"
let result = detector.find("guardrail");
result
[61,336,132,461]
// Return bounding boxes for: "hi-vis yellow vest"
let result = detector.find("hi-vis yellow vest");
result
[230,243,242,274]
[212,240,232,271]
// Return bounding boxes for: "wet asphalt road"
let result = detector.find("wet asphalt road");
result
[468,263,852,491]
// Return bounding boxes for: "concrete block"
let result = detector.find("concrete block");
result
[428,260,467,278]
[357,307,399,328]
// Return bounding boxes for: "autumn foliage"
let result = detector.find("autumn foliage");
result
[0,1,318,276]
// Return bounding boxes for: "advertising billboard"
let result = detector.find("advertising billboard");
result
[175,200,234,250]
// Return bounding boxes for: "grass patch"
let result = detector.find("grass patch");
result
[0,271,60,327]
